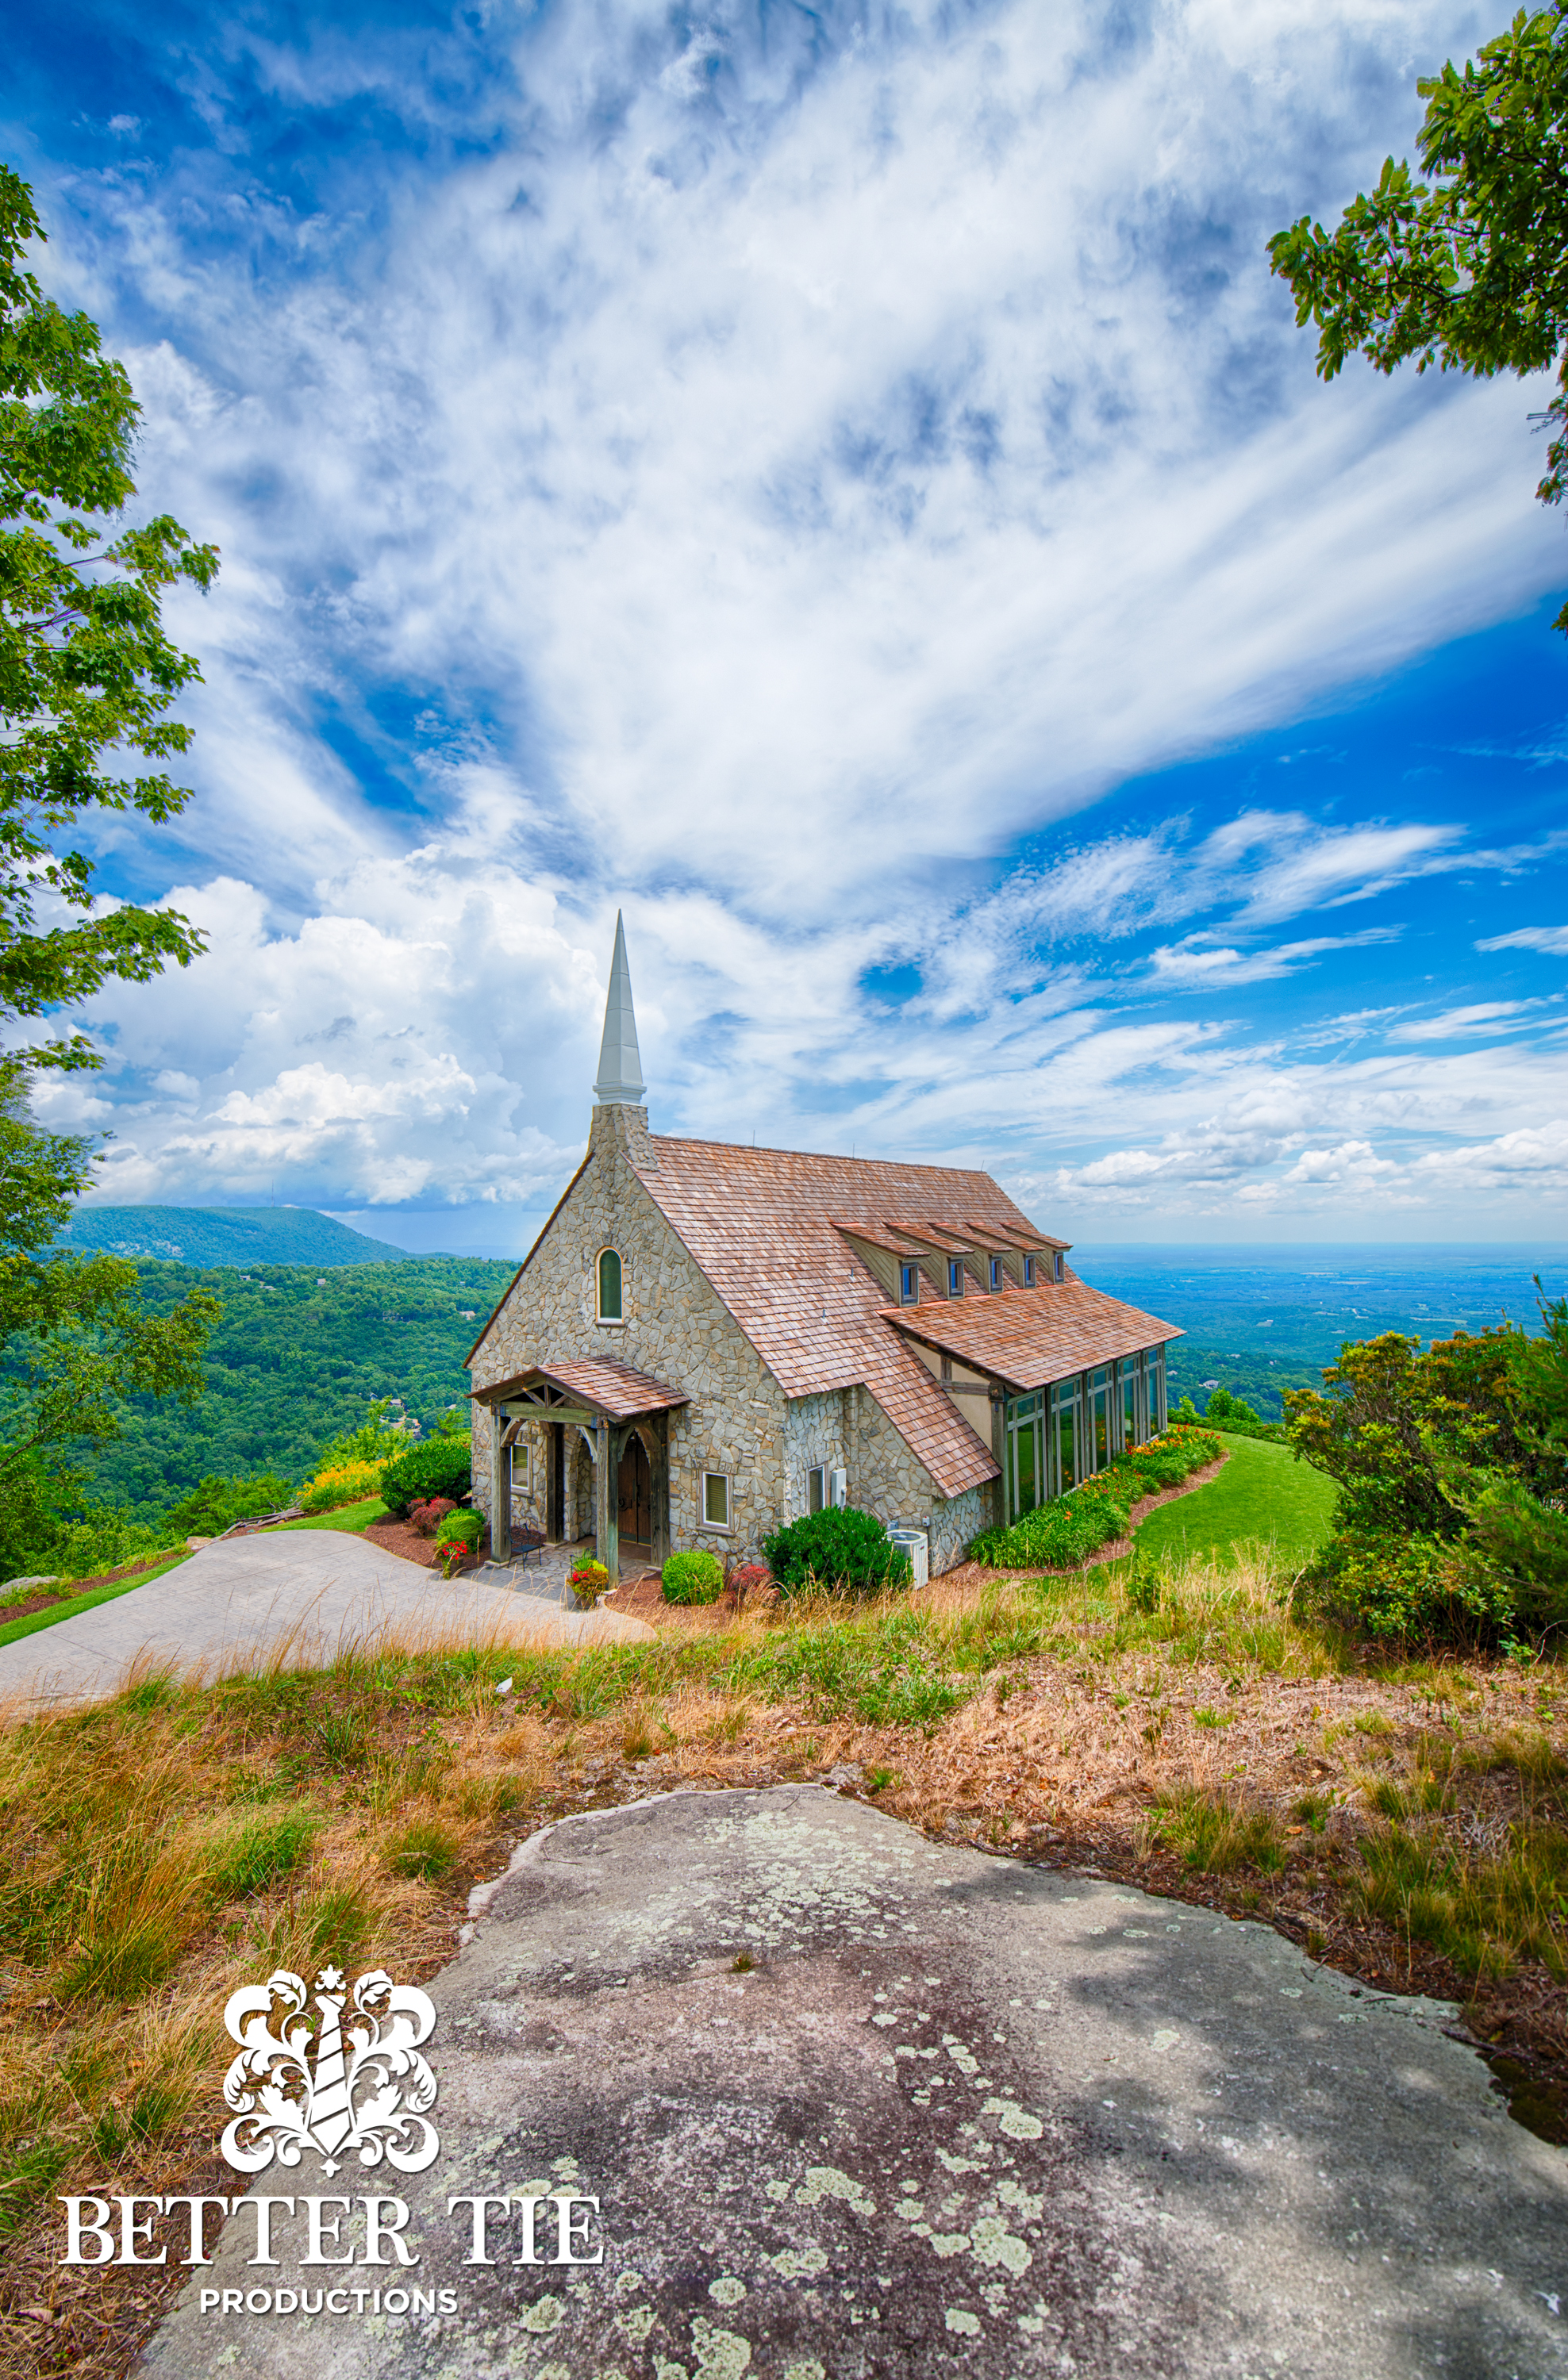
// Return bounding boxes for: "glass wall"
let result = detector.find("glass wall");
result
[1004,1344,1168,1522]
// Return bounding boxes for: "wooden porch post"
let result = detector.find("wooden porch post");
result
[490,1407,511,1560]
[652,1411,671,1566]
[990,1388,1007,1531]
[594,1415,614,1582]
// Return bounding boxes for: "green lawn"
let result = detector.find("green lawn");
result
[1129,1430,1336,1570]
[276,1497,390,1534]
[0,1550,193,1651]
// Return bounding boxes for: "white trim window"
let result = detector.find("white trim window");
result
[702,1472,732,1530]
[596,1246,625,1323]
[808,1464,827,1514]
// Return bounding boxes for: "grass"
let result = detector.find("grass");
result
[0,1550,192,1652]
[277,1496,390,1534]
[0,1549,1562,2380]
[1131,1430,1337,1570]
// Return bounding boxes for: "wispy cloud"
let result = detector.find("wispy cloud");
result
[1478,924,1568,955]
[10,0,1568,1237]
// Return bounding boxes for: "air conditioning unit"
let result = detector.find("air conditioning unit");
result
[887,1526,928,1587]
[830,1468,847,1508]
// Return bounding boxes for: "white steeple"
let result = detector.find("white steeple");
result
[594,911,646,1106]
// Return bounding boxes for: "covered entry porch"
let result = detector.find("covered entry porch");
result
[471,1357,688,1584]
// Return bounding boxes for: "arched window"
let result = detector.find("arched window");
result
[597,1247,623,1322]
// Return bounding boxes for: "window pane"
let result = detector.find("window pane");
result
[704,1472,729,1526]
[809,1467,824,1514]
[901,1264,916,1302]
[598,1249,622,1319]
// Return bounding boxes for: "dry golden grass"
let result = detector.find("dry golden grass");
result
[1,1553,1565,2378]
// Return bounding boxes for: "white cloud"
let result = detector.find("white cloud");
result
[1477,925,1568,955]
[1389,1000,1554,1042]
[20,0,1568,1236]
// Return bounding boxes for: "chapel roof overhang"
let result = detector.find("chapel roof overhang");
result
[883,1277,1182,1395]
[472,1357,689,1422]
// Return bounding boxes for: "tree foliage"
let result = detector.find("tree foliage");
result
[0,167,221,1574]
[1287,1307,1568,1644]
[1269,5,1568,624]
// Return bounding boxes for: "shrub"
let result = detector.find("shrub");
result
[1297,1530,1520,1646]
[760,1507,913,1598]
[301,1461,384,1514]
[569,1558,609,1609]
[409,1496,457,1538]
[662,1549,724,1605]
[379,1439,472,1518]
[971,1484,1129,1572]
[434,1508,483,1549]
[727,1562,772,1597]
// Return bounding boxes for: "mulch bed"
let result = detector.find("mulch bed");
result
[363,1518,449,1569]
[0,1550,186,1624]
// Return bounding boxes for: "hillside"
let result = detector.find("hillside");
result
[59,1204,413,1268]
[75,1257,517,1510]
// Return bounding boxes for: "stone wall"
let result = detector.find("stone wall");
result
[471,1104,788,1560]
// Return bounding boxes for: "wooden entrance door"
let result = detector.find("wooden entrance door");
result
[617,1431,651,1555]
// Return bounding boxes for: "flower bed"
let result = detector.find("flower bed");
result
[970,1425,1224,1572]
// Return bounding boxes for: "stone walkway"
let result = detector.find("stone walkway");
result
[143,1785,1566,2379]
[0,1529,652,1706]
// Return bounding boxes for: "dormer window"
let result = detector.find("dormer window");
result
[899,1261,919,1306]
[1023,1254,1036,1287]
[596,1247,624,1322]
[947,1257,964,1298]
[1053,1250,1065,1283]
[988,1254,1002,1292]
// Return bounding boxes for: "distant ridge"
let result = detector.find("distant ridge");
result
[58,1205,415,1268]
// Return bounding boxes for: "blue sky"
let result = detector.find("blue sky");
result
[8,0,1568,1254]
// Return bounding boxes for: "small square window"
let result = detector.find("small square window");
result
[703,1472,732,1529]
[1023,1254,1036,1287]
[988,1254,1002,1292]
[947,1257,964,1297]
[899,1261,919,1305]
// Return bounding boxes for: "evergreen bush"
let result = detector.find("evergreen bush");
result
[378,1439,472,1518]
[662,1549,724,1605]
[760,1507,913,1597]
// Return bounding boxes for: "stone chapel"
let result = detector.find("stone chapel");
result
[467,919,1181,1581]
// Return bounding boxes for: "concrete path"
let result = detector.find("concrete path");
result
[0,1528,652,1706]
[144,1785,1565,2380]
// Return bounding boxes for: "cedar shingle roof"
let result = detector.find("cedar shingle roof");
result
[627,1137,1178,1501]
[472,1357,688,1421]
[884,1276,1181,1393]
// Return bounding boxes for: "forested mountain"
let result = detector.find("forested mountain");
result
[59,1205,413,1268]
[77,1257,517,1510]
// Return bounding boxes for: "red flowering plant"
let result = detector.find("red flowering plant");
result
[409,1496,457,1538]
